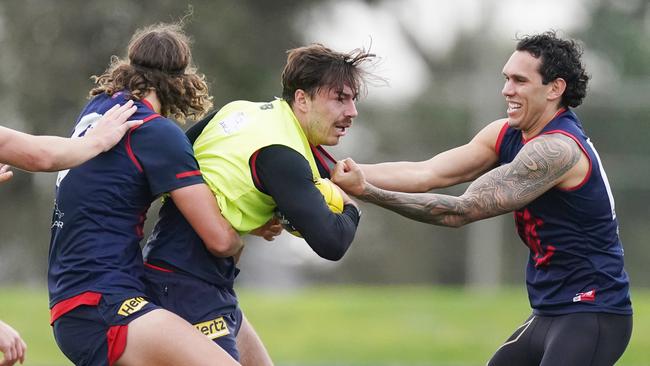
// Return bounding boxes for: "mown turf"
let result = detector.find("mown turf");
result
[1,285,647,365]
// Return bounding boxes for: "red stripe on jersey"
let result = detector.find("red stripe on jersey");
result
[250,150,264,191]
[495,121,509,156]
[142,114,161,123]
[539,130,593,191]
[176,170,201,179]
[311,145,337,175]
[50,291,102,324]
[125,114,161,172]
[315,145,337,164]
[144,262,174,273]
[107,325,128,366]
[141,98,154,111]
[125,127,143,172]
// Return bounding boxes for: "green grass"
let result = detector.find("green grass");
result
[1,285,648,365]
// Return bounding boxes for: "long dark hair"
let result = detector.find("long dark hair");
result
[90,22,212,122]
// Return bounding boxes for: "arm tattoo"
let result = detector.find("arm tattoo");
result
[359,134,582,227]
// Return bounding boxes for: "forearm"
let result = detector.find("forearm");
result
[171,184,243,257]
[358,183,478,228]
[0,131,103,172]
[299,204,360,261]
[358,165,525,228]
[360,162,434,193]
[30,135,104,171]
[255,145,360,260]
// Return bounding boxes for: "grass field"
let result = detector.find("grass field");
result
[0,285,647,365]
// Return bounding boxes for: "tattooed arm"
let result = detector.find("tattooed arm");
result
[334,133,584,227]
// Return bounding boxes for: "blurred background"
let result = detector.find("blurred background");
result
[0,0,648,365]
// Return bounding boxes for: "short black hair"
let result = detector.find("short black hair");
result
[516,31,589,108]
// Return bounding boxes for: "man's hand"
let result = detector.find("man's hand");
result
[0,320,26,366]
[331,158,366,196]
[250,217,283,241]
[85,100,142,152]
[0,165,13,184]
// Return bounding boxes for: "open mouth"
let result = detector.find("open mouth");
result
[507,101,522,114]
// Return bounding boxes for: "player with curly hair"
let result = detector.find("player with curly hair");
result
[48,23,242,366]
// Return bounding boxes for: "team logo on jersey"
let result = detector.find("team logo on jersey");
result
[117,297,149,316]
[218,112,247,134]
[194,317,230,340]
[572,289,596,302]
[51,203,65,229]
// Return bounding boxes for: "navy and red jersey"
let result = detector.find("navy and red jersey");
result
[496,109,632,315]
[48,91,204,308]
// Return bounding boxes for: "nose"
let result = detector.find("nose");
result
[502,80,514,97]
[346,101,358,119]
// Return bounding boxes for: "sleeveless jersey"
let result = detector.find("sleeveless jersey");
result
[143,99,333,287]
[496,109,632,315]
[48,92,204,307]
[195,99,322,233]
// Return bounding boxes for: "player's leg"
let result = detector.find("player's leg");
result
[115,308,240,366]
[539,312,632,366]
[487,315,545,366]
[590,313,633,366]
[236,313,274,366]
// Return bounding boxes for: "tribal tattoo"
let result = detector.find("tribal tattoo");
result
[359,134,582,227]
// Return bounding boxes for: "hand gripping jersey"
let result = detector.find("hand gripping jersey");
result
[496,109,632,315]
[143,99,337,287]
[48,92,204,309]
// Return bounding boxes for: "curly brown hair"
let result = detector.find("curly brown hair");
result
[90,23,212,123]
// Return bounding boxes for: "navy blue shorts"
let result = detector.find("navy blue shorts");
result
[51,292,160,366]
[143,263,242,360]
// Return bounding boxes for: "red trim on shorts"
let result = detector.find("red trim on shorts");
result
[50,291,102,324]
[144,262,174,273]
[107,325,129,366]
[125,114,161,172]
[494,121,509,156]
[175,170,202,179]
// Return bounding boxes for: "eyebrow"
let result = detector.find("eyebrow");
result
[503,72,529,81]
[336,90,357,100]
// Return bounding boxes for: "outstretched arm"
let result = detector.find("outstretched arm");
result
[359,119,505,192]
[0,101,141,174]
[336,133,582,227]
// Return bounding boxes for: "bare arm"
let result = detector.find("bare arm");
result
[346,134,582,227]
[359,119,505,192]
[0,101,141,173]
[170,184,243,257]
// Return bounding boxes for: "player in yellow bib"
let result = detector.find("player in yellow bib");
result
[143,44,378,365]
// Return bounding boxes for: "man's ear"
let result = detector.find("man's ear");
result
[548,77,567,103]
[293,89,309,114]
